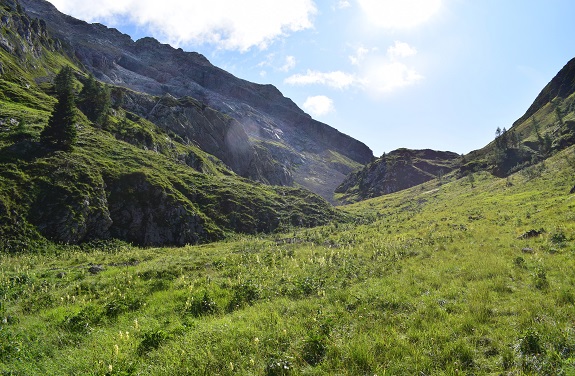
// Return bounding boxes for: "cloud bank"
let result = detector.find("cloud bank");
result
[45,0,317,51]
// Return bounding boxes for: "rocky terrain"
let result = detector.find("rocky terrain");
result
[335,148,460,203]
[0,0,347,250]
[19,0,373,201]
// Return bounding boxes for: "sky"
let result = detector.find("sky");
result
[44,0,575,157]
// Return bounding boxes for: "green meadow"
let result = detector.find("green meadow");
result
[2,145,574,375]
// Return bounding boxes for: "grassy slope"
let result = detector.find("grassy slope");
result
[2,145,574,375]
[0,17,343,247]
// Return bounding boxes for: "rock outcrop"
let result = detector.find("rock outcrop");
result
[106,172,213,246]
[336,149,460,203]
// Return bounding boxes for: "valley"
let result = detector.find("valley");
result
[1,0,575,374]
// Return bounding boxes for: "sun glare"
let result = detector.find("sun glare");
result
[358,0,442,30]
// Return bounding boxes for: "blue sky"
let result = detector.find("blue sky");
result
[45,0,575,156]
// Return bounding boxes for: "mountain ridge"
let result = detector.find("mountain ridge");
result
[336,57,575,202]
[0,0,349,250]
[19,0,373,201]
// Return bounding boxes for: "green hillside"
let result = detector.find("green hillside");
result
[0,1,344,250]
[2,145,575,374]
[2,1,575,374]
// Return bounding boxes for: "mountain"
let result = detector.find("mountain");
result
[457,58,575,179]
[337,59,575,203]
[0,0,348,250]
[513,57,575,127]
[335,148,460,203]
[18,0,373,201]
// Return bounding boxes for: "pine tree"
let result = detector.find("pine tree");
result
[53,66,74,96]
[78,74,111,125]
[41,67,77,150]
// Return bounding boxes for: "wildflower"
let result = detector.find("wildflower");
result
[114,344,119,356]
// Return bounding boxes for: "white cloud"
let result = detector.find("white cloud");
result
[45,0,317,51]
[258,54,296,73]
[280,56,297,72]
[336,0,351,9]
[349,46,370,66]
[357,0,442,30]
[303,96,335,117]
[287,41,422,95]
[284,70,355,89]
[387,41,417,59]
[360,42,422,94]
[360,60,423,94]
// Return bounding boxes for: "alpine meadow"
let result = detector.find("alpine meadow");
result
[1,0,575,375]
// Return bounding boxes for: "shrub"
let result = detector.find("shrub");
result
[534,267,549,290]
[138,329,168,355]
[185,291,218,317]
[520,330,543,356]
[227,281,260,312]
[63,304,103,333]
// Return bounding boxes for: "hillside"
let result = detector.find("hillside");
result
[335,148,460,204]
[0,0,346,250]
[2,142,574,374]
[336,58,575,203]
[2,0,575,373]
[18,0,373,201]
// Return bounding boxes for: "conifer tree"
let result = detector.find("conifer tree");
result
[78,74,111,125]
[41,67,77,150]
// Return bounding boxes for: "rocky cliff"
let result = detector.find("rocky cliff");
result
[0,0,348,250]
[19,0,373,200]
[336,148,460,203]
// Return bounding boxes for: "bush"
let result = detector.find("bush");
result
[185,291,218,317]
[227,281,260,312]
[520,330,543,356]
[137,329,168,355]
[63,304,103,333]
[302,333,327,366]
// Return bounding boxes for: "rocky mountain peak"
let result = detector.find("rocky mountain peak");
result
[19,0,373,201]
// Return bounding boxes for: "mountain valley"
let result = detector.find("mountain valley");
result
[1,0,575,374]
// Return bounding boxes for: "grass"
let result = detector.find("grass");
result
[2,146,575,375]
[2,4,575,373]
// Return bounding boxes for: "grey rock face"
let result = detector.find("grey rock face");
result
[0,0,53,59]
[106,172,213,246]
[28,154,112,243]
[336,148,460,203]
[19,0,373,199]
